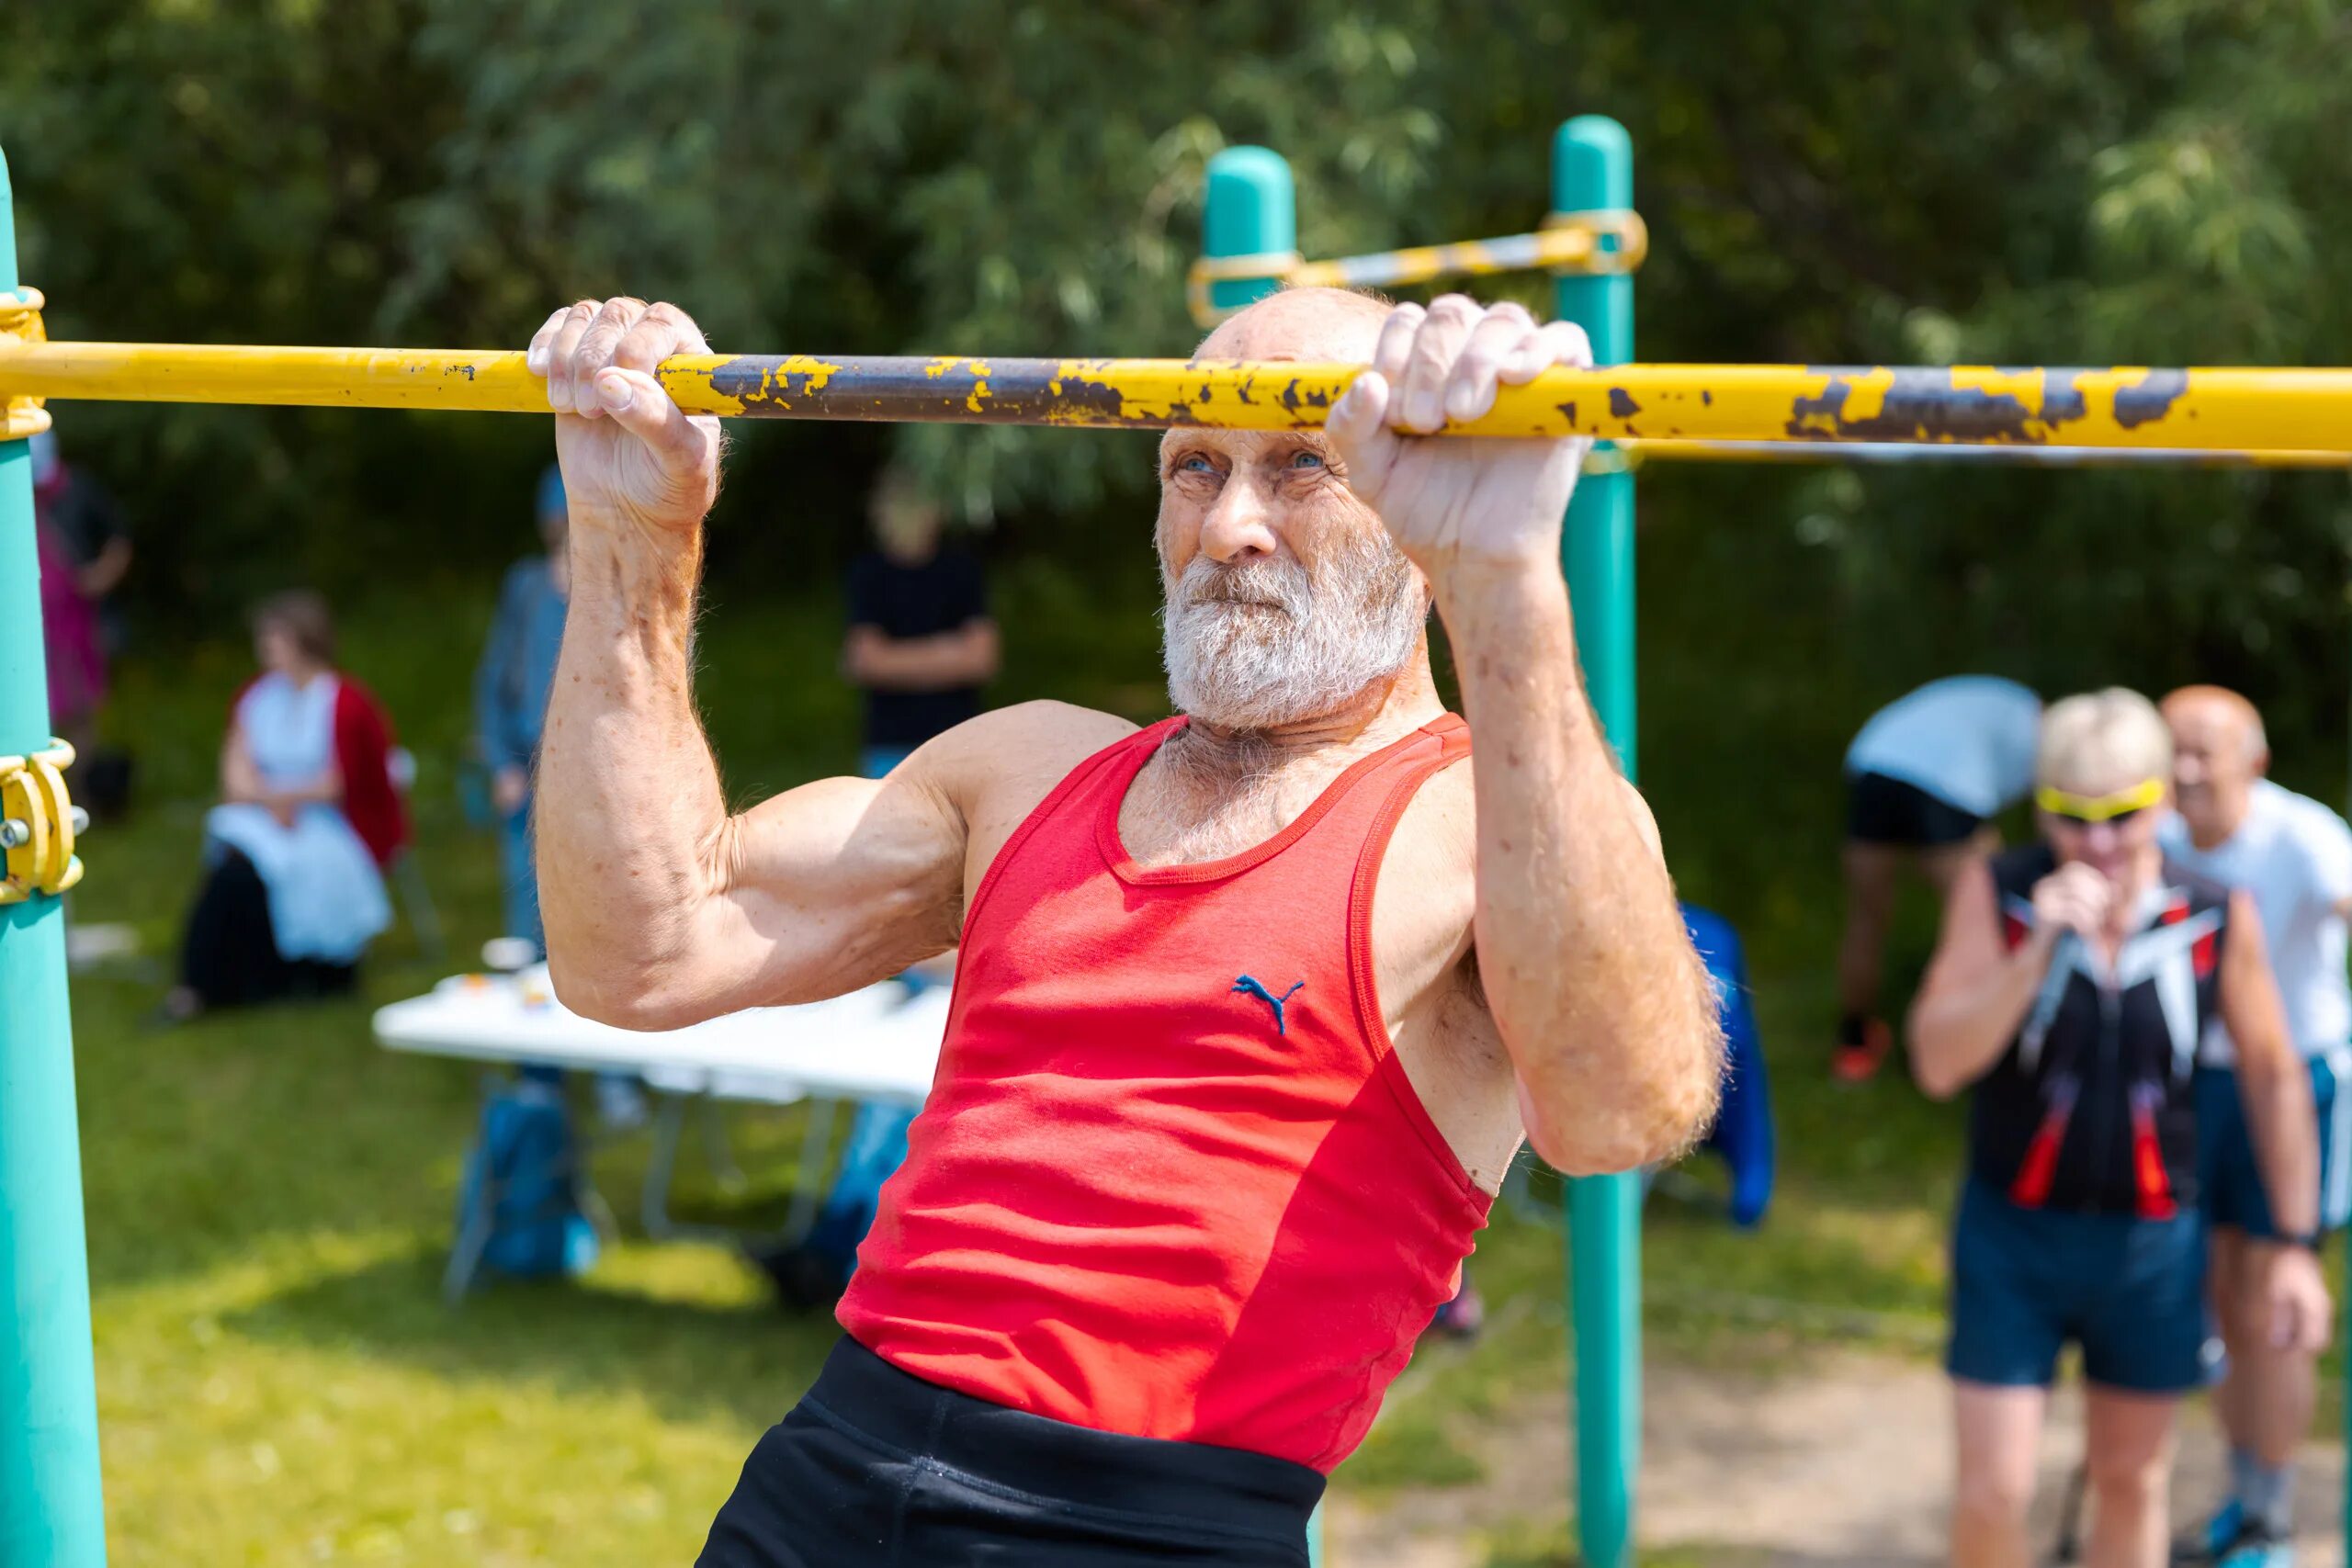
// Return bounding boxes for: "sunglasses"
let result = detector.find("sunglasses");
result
[2036,776,2165,828]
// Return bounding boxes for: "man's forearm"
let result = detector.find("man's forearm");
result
[2243,1053,2321,1236]
[1907,938,2053,1100]
[537,517,730,1021]
[1439,563,1721,1173]
[849,627,995,691]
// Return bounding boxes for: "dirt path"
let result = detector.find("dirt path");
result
[1330,1349,2346,1567]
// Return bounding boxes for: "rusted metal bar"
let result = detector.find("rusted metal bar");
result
[5,342,2352,453]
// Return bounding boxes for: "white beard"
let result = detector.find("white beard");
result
[1160,526,1427,731]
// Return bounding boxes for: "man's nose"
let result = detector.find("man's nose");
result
[1197,471,1279,565]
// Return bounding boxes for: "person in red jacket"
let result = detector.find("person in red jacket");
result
[528,288,1724,1565]
[163,591,409,1021]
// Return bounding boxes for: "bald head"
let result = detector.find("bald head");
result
[1195,286,1393,363]
[2163,683,2267,844]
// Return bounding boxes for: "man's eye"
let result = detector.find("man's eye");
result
[1290,450,1325,469]
[1177,454,1215,474]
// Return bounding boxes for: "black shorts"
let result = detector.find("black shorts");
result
[697,1337,1323,1566]
[1846,770,1985,848]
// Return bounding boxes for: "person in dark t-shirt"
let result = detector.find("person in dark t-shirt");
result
[746,468,1000,1310]
[842,468,997,777]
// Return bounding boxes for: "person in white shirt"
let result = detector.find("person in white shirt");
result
[1838,677,2042,1081]
[2160,685,2352,1568]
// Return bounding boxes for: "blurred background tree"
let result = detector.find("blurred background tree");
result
[4,0,2350,739]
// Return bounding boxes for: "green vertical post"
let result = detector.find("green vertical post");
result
[0,142,109,1568]
[1555,113,1640,1568]
[1203,144,1324,1567]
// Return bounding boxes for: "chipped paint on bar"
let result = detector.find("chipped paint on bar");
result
[3,342,2351,452]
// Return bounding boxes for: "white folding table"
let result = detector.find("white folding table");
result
[373,966,948,1297]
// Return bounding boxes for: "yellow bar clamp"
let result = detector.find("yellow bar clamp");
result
[1186,210,1646,327]
[0,739,84,905]
[0,286,49,441]
[6,342,2352,453]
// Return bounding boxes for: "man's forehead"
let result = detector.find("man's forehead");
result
[2164,687,2261,736]
[1194,287,1390,363]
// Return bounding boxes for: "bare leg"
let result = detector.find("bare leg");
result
[1838,840,1908,1032]
[2228,1237,2315,1512]
[2082,1386,2177,1568]
[2207,1226,2253,1459]
[1919,825,2002,900]
[1952,1379,2044,1568]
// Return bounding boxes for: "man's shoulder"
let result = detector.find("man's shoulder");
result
[927,701,1142,787]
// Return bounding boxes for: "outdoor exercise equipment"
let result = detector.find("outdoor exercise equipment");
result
[8,116,2352,1568]
[8,339,2352,453]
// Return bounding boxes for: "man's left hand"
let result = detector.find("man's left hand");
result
[1325,295,1592,592]
[2267,1244,2334,1354]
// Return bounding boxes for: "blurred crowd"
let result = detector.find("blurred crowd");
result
[1841,676,2346,1568]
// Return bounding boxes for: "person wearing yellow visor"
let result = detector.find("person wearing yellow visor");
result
[1908,689,2328,1568]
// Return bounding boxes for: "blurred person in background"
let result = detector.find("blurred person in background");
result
[476,463,571,958]
[162,592,407,1021]
[842,465,998,777]
[2160,685,2352,1568]
[474,465,643,1127]
[1838,675,2043,1081]
[1908,688,2327,1568]
[748,467,999,1307]
[30,429,133,809]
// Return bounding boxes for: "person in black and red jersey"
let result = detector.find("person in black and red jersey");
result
[1909,687,2329,1568]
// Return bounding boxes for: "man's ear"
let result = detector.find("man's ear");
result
[2255,748,2273,778]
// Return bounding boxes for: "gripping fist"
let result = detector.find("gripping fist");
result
[526,299,720,542]
[1324,295,1593,584]
[2030,861,2114,939]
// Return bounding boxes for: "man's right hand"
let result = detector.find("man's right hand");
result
[526,299,720,543]
[2030,861,2111,939]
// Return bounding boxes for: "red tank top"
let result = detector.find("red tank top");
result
[838,714,1493,1472]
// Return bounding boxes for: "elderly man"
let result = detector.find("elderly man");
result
[526,287,1724,1566]
[2161,686,2352,1568]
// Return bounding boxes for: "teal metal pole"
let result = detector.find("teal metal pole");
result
[0,143,108,1568]
[1555,113,1640,1568]
[1202,143,1324,1567]
[1201,145,1297,321]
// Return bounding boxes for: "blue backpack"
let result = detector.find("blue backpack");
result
[449,1076,599,1293]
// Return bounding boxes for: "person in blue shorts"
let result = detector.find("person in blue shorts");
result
[2161,686,2352,1567]
[1909,688,2328,1568]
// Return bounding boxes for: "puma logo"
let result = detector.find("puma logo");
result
[1231,976,1306,1036]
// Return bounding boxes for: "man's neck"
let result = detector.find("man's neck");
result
[1163,656,1445,789]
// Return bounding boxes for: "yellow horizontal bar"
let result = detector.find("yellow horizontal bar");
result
[1290,227,1607,292]
[1625,439,2351,471]
[7,342,2352,452]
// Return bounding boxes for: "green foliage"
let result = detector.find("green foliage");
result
[11,1,2348,735]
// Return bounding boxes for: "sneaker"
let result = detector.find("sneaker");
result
[1833,1019,1893,1083]
[2177,1503,2292,1568]
[2217,1530,2292,1568]
[2173,1500,2244,1565]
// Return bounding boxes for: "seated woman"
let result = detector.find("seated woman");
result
[1908,688,2329,1568]
[164,591,408,1020]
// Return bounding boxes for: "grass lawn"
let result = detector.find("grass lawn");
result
[49,507,2351,1563]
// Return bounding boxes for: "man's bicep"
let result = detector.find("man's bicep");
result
[711,765,969,1001]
